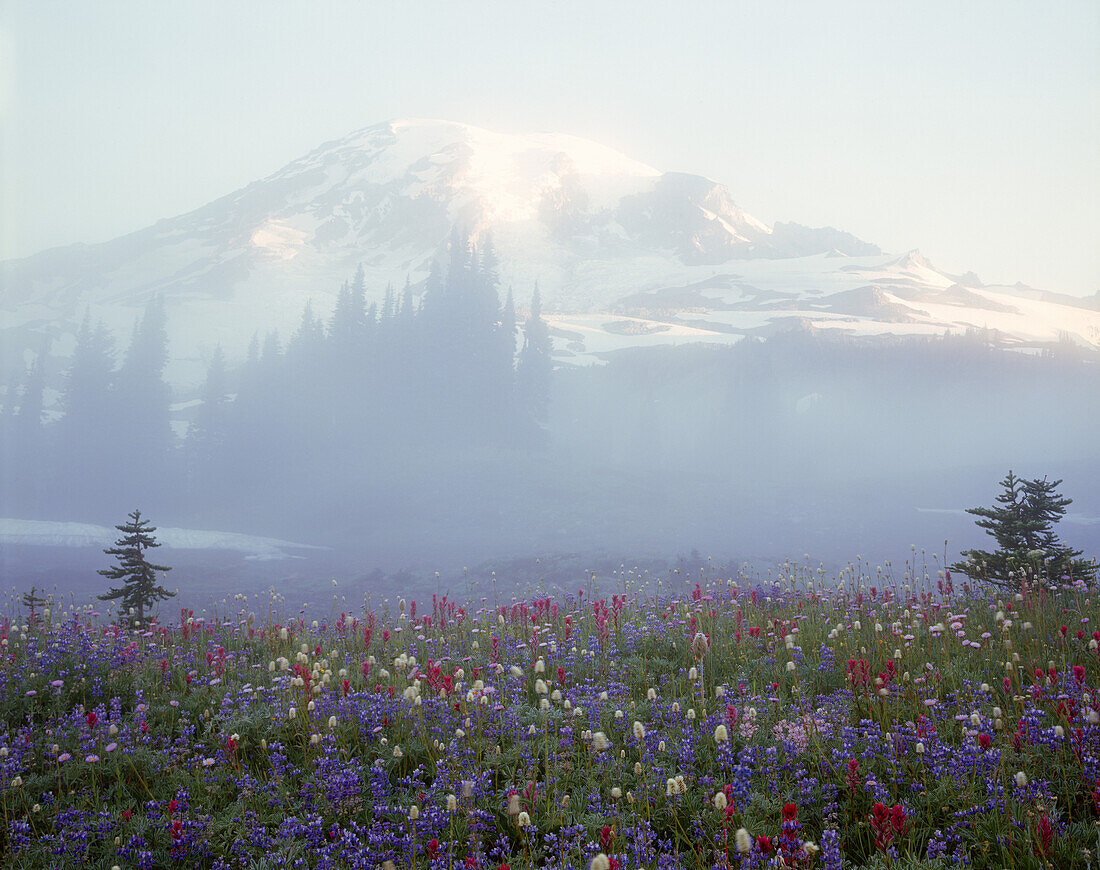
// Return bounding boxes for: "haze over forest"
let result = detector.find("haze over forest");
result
[0,3,1097,609]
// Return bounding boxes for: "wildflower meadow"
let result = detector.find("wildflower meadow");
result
[2,558,1099,869]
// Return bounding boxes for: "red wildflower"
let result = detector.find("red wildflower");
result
[1037,814,1053,856]
[890,803,907,834]
[846,758,860,791]
[869,802,893,851]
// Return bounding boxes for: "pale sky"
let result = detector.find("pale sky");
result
[1,0,1097,295]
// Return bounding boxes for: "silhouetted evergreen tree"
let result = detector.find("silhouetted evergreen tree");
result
[516,285,552,426]
[189,345,229,460]
[289,301,324,358]
[381,283,397,323]
[952,471,1097,588]
[57,313,117,506]
[98,509,174,626]
[399,277,414,322]
[497,286,518,413]
[330,265,367,352]
[62,313,116,436]
[7,358,46,507]
[479,233,500,290]
[114,297,173,475]
[419,260,444,319]
[501,287,517,358]
[13,359,44,446]
[21,586,47,621]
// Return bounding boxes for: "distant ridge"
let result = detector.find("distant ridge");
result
[1,118,1097,387]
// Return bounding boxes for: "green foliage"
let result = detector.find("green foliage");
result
[4,557,1099,869]
[98,508,174,626]
[20,586,47,616]
[952,470,1097,589]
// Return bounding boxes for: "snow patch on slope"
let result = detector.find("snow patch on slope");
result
[0,519,322,561]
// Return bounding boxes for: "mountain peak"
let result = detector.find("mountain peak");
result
[293,117,663,191]
[15,119,1084,390]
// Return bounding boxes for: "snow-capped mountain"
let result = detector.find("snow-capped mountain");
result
[1,118,1097,384]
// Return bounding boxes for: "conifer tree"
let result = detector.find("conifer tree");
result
[419,260,444,320]
[330,280,355,343]
[14,359,44,446]
[189,345,228,460]
[117,298,171,418]
[381,283,397,322]
[516,284,553,426]
[98,509,174,626]
[498,286,518,398]
[5,358,47,508]
[349,264,367,328]
[62,313,116,436]
[479,233,500,290]
[261,330,283,364]
[21,586,47,621]
[501,287,517,357]
[58,313,117,506]
[114,297,174,478]
[289,301,324,356]
[952,471,1096,588]
[330,266,367,351]
[399,277,415,324]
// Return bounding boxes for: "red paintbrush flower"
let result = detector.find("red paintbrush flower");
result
[1037,814,1053,856]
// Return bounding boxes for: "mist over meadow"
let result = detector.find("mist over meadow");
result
[2,8,1100,870]
[2,243,1096,607]
[1,8,1097,612]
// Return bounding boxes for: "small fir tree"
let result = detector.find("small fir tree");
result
[952,471,1096,589]
[516,284,552,426]
[98,509,174,626]
[21,586,47,621]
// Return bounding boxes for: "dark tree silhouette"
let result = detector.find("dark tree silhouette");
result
[21,586,47,621]
[516,284,552,426]
[59,313,116,480]
[952,471,1096,589]
[98,509,174,626]
[115,296,173,465]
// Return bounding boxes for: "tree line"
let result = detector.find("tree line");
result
[0,234,552,518]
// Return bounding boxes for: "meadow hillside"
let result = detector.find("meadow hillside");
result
[1,558,1098,869]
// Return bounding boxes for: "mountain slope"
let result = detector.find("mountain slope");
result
[1,118,1096,386]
